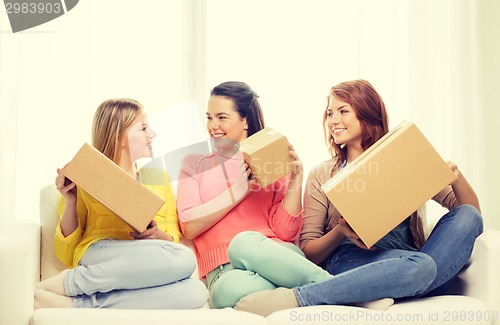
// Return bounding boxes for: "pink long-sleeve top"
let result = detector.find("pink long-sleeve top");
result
[176,150,303,278]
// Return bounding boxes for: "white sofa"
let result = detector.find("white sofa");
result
[0,184,499,325]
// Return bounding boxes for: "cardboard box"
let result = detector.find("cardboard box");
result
[321,121,457,248]
[238,127,294,188]
[61,143,165,232]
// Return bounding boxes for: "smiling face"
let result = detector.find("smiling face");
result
[325,95,362,148]
[206,95,248,148]
[322,80,389,168]
[124,112,156,162]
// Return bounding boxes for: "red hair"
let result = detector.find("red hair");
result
[322,79,389,170]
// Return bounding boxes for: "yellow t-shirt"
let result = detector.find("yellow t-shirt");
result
[54,167,181,268]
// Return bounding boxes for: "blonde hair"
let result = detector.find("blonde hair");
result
[92,98,144,164]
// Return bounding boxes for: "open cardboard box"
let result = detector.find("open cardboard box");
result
[61,143,165,233]
[321,121,457,248]
[238,127,294,188]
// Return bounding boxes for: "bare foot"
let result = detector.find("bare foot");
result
[35,288,72,309]
[36,269,69,296]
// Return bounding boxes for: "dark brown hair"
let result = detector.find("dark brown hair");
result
[210,81,265,136]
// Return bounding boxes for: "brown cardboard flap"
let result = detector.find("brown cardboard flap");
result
[61,143,165,232]
[238,127,294,188]
[322,121,457,248]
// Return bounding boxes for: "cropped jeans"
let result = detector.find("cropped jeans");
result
[64,239,208,309]
[295,204,483,306]
[209,231,333,308]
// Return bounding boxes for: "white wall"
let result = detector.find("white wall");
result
[200,0,499,229]
[475,0,500,231]
[1,0,498,230]
[0,0,194,225]
[201,0,401,176]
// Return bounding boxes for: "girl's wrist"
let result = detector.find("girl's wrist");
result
[289,173,303,185]
[231,182,250,203]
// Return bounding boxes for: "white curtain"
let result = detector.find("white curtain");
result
[199,0,499,230]
[0,0,197,225]
[1,0,498,230]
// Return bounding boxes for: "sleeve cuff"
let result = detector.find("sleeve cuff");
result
[54,224,81,243]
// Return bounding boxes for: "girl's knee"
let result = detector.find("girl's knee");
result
[406,253,436,293]
[210,278,240,308]
[176,243,197,264]
[156,242,197,278]
[462,204,483,230]
[452,204,484,235]
[209,271,244,308]
[175,245,197,276]
[229,231,265,252]
[210,270,275,308]
[228,231,266,263]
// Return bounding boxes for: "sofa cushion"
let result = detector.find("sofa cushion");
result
[39,185,67,280]
[447,229,500,310]
[0,222,40,325]
[32,307,268,325]
[266,296,492,325]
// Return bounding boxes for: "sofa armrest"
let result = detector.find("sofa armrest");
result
[450,229,500,310]
[0,222,41,325]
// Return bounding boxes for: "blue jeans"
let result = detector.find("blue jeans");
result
[65,239,208,309]
[209,231,333,308]
[295,205,483,306]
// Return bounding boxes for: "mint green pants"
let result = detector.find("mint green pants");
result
[207,231,332,308]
